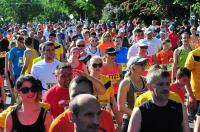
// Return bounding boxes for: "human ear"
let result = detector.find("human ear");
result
[68,111,76,123]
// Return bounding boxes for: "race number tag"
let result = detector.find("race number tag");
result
[100,102,111,112]
[18,57,23,67]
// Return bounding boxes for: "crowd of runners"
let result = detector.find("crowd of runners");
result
[0,18,200,132]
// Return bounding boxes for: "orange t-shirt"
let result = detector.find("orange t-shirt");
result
[97,42,115,53]
[170,83,185,103]
[49,109,115,132]
[156,50,173,64]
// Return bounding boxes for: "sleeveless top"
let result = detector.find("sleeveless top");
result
[24,48,38,74]
[176,47,191,68]
[139,100,183,132]
[102,65,121,94]
[123,77,147,119]
[11,107,47,132]
[85,46,102,57]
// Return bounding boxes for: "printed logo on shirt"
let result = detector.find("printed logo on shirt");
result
[18,57,23,67]
[100,102,111,112]
[107,74,120,82]
[0,51,6,58]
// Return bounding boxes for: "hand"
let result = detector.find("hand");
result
[187,96,197,111]
[72,69,88,77]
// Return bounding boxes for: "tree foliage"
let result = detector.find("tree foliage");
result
[0,0,199,24]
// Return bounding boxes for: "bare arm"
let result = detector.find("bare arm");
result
[172,49,178,82]
[44,111,53,132]
[8,60,14,81]
[181,105,190,132]
[194,115,200,132]
[117,79,132,116]
[4,112,12,132]
[76,70,106,95]
[127,107,141,132]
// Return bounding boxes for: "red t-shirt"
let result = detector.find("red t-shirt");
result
[156,50,173,64]
[49,109,115,132]
[170,83,185,103]
[43,85,70,118]
[168,32,179,49]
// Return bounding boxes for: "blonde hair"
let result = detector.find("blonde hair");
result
[100,32,113,44]
[89,56,103,65]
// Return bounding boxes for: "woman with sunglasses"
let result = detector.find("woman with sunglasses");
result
[5,75,52,132]
[88,56,121,131]
[118,56,148,132]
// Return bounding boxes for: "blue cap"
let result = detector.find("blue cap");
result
[168,25,175,31]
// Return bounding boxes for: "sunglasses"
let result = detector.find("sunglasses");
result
[92,63,103,68]
[19,87,38,94]
[140,46,148,49]
[77,45,85,47]
[108,53,117,56]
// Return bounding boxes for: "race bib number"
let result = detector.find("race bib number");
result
[107,74,120,82]
[0,51,6,58]
[100,102,111,112]
[18,57,23,67]
[121,63,127,71]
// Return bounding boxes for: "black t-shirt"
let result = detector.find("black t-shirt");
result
[0,39,9,74]
[139,100,183,132]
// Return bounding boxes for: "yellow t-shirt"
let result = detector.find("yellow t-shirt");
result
[97,75,114,112]
[134,91,181,107]
[185,48,200,100]
[54,42,64,61]
[24,48,38,74]
[190,36,199,49]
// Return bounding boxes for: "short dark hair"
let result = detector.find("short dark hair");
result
[69,76,94,98]
[115,35,123,40]
[16,75,43,92]
[43,41,55,51]
[163,39,171,45]
[25,37,33,46]
[56,63,72,71]
[177,67,191,79]
[134,28,143,35]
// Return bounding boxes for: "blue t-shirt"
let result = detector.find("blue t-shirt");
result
[8,47,25,76]
[115,47,128,64]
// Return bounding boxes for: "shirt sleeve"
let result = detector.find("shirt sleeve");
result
[185,52,195,71]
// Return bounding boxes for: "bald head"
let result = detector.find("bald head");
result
[69,94,100,116]
[69,76,93,99]
[69,94,101,132]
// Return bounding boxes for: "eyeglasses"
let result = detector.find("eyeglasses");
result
[77,45,85,47]
[19,87,38,94]
[92,63,103,68]
[140,46,148,49]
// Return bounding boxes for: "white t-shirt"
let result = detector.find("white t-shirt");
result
[31,59,61,94]
[139,37,162,55]
[127,42,138,59]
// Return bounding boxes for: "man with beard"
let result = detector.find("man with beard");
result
[69,94,101,132]
[127,66,190,132]
[43,63,72,118]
